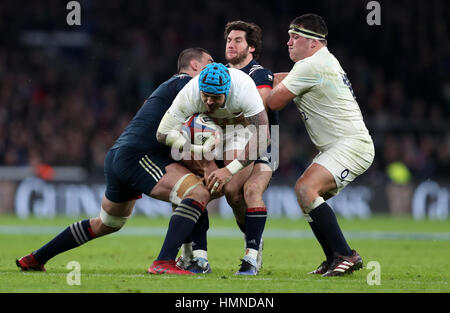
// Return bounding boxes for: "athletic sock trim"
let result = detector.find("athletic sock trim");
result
[69,221,90,246]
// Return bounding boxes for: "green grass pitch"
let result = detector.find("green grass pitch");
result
[0,215,449,293]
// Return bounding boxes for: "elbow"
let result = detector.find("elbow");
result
[266,95,281,111]
[267,101,281,111]
[267,96,289,111]
[156,131,166,144]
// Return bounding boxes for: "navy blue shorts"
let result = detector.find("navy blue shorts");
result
[254,144,278,172]
[104,147,173,203]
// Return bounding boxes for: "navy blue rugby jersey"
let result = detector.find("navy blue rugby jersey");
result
[238,60,279,126]
[112,73,192,152]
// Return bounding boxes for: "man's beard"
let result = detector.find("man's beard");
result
[226,47,250,66]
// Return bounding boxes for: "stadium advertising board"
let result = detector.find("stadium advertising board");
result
[0,176,448,220]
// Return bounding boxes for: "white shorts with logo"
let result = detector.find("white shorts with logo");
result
[313,137,375,196]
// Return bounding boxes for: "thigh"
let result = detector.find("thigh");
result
[106,147,176,202]
[297,162,337,197]
[245,162,272,191]
[104,148,144,203]
[312,140,373,196]
[149,162,199,202]
[223,161,253,195]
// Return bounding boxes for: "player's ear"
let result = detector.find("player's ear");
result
[190,59,199,72]
[249,45,255,54]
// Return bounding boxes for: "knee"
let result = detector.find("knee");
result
[224,183,244,208]
[294,181,312,209]
[186,185,210,205]
[224,184,243,209]
[98,206,130,234]
[90,216,121,237]
[225,189,246,224]
[243,182,263,203]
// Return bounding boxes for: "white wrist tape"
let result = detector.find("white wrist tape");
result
[226,159,244,175]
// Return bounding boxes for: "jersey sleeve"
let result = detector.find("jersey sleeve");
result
[168,78,201,122]
[250,68,274,89]
[282,60,322,96]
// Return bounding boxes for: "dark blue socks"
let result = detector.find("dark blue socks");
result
[33,219,95,264]
[157,198,205,261]
[191,209,209,252]
[245,207,267,250]
[308,220,335,260]
[308,202,352,257]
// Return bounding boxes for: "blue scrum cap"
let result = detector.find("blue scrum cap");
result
[198,63,231,96]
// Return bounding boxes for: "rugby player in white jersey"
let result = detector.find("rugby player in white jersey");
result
[157,62,270,273]
[267,14,375,276]
[176,23,276,275]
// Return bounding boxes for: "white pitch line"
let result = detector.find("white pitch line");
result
[0,225,449,241]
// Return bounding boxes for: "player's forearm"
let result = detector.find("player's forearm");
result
[156,112,187,150]
[156,131,168,145]
[266,83,295,111]
[228,110,270,173]
[257,87,272,112]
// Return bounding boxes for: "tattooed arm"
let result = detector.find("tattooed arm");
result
[205,109,270,193]
[235,109,270,169]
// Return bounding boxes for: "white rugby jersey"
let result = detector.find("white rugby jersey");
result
[282,47,372,151]
[168,67,264,127]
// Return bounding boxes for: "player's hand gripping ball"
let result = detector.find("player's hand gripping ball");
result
[182,113,220,153]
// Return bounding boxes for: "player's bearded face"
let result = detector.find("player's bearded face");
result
[201,92,226,113]
[226,44,250,65]
[226,46,250,64]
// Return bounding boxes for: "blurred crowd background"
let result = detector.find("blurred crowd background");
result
[0,0,449,186]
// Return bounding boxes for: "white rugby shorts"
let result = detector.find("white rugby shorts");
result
[313,137,375,196]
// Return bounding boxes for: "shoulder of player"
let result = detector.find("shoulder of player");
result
[227,70,264,110]
[229,67,255,84]
[160,73,192,94]
[238,61,272,86]
[248,63,273,77]
[174,73,199,93]
[290,57,319,77]
[173,73,193,86]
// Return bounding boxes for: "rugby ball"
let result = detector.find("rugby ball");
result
[182,113,219,146]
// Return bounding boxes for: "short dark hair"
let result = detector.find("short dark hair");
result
[290,14,328,44]
[224,21,263,60]
[177,47,210,72]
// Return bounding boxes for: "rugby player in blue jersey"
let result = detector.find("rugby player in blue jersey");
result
[223,21,278,275]
[16,48,214,275]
